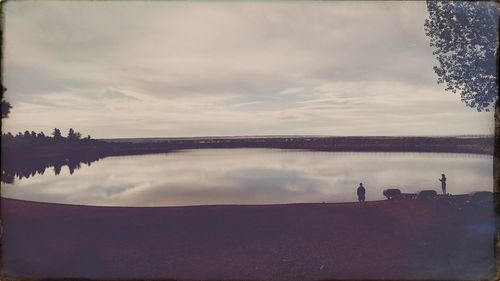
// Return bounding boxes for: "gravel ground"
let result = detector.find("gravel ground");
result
[1,197,497,280]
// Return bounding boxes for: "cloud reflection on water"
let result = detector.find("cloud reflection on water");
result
[1,149,493,206]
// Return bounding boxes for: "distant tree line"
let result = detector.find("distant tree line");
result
[2,128,95,145]
[1,128,105,184]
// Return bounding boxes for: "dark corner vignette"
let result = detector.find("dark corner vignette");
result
[0,0,500,281]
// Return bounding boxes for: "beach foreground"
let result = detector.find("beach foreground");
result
[0,198,497,280]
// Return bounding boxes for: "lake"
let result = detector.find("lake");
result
[1,149,493,206]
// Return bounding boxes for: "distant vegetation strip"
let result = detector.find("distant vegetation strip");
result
[103,136,494,156]
[2,130,494,159]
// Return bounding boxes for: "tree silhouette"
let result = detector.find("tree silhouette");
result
[68,128,76,140]
[0,27,8,119]
[425,1,499,196]
[52,128,63,141]
[424,0,498,112]
[68,128,82,141]
[1,85,12,118]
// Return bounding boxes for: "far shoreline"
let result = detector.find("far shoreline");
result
[98,135,495,156]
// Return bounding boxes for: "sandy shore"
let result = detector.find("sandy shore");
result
[0,198,497,280]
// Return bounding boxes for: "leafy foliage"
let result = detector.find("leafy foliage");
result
[52,128,62,140]
[424,0,498,111]
[1,85,11,118]
[68,128,82,141]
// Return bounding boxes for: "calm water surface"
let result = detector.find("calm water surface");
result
[2,149,493,206]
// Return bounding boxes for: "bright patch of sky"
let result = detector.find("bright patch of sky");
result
[2,1,495,138]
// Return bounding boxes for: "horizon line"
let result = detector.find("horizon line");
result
[99,134,495,140]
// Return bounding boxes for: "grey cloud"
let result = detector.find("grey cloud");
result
[2,1,494,137]
[4,65,68,98]
[100,88,138,101]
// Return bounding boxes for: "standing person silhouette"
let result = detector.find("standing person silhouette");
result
[439,174,447,194]
[357,183,366,205]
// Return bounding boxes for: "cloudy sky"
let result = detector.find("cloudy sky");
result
[2,1,495,138]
